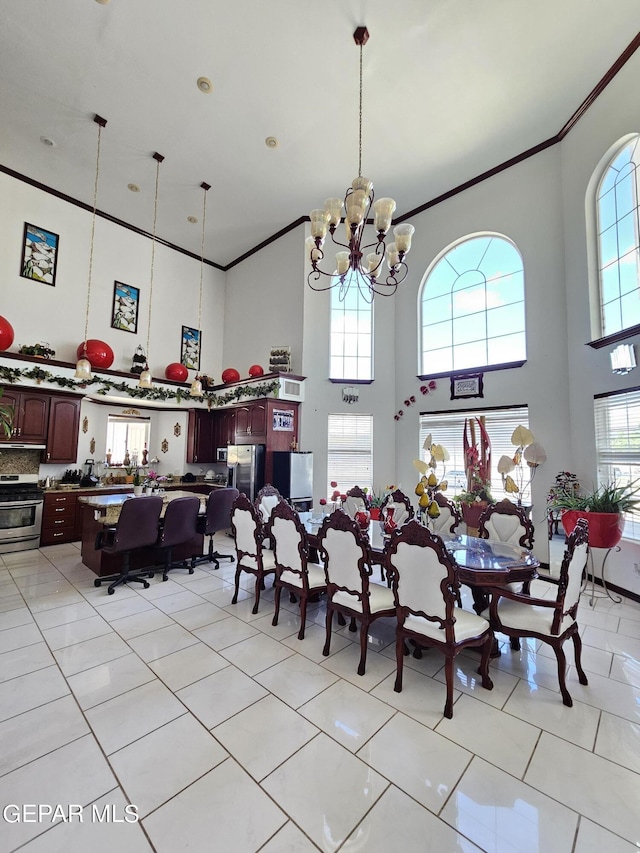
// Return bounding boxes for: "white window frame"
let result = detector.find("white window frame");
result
[327,413,373,496]
[594,134,640,339]
[419,406,531,504]
[329,273,374,381]
[594,390,640,542]
[106,415,150,467]
[418,233,526,376]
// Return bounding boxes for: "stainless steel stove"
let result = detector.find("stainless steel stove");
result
[0,474,44,553]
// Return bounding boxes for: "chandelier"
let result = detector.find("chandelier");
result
[306,27,415,302]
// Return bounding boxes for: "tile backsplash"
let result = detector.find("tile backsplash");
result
[0,448,41,475]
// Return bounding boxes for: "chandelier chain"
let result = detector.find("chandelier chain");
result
[83,121,103,348]
[358,41,363,178]
[146,155,162,364]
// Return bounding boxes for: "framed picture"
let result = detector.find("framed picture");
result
[111,281,140,333]
[181,325,201,370]
[20,222,59,286]
[450,373,484,400]
[272,409,294,431]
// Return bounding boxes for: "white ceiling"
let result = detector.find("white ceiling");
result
[1,0,639,268]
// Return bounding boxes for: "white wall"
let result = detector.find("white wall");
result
[560,47,640,593]
[0,172,226,379]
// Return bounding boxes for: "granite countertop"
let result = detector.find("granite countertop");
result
[78,490,207,525]
[43,480,226,495]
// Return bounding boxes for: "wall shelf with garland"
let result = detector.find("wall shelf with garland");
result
[0,353,302,409]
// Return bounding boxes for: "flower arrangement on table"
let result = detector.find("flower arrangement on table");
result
[144,470,167,491]
[414,435,449,521]
[318,481,347,514]
[496,425,546,506]
[455,417,493,508]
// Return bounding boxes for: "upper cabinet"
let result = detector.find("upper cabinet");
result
[234,402,266,443]
[186,409,216,464]
[0,389,49,443]
[45,396,81,464]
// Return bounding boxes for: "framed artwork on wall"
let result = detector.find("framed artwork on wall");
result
[20,223,59,286]
[181,325,201,370]
[450,373,484,400]
[111,281,140,333]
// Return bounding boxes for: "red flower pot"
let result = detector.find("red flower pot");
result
[369,508,381,521]
[461,501,489,533]
[561,510,625,549]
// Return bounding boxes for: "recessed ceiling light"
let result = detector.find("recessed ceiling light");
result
[40,136,55,147]
[196,77,213,94]
[265,136,279,149]
[127,183,140,193]
[187,216,198,224]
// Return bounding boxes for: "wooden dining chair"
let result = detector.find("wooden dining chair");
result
[255,483,284,547]
[430,492,462,534]
[381,488,415,528]
[385,520,494,718]
[317,509,395,676]
[489,518,590,707]
[478,498,534,549]
[269,500,327,640]
[343,485,368,519]
[230,492,277,614]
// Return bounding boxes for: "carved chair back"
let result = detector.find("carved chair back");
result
[317,509,371,609]
[231,492,267,569]
[382,488,415,528]
[430,492,462,534]
[344,485,368,519]
[478,498,534,549]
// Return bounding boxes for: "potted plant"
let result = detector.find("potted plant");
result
[132,468,143,496]
[367,488,389,520]
[549,480,640,548]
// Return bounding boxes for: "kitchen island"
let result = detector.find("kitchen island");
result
[78,490,206,577]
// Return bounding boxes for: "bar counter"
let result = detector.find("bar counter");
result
[78,491,206,577]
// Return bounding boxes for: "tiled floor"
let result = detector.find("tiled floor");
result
[1,536,639,852]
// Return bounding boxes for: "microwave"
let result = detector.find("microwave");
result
[216,447,228,463]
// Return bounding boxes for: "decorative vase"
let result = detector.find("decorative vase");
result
[133,485,143,496]
[355,510,370,530]
[369,507,381,521]
[561,510,625,549]
[383,507,397,536]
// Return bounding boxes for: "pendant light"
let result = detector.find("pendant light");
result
[189,181,210,397]
[75,114,107,380]
[138,152,164,389]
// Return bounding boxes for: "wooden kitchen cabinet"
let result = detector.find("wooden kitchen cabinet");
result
[234,402,266,442]
[0,389,49,443]
[186,409,216,463]
[40,491,78,545]
[45,396,81,464]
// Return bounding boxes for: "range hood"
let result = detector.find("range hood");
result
[0,443,47,450]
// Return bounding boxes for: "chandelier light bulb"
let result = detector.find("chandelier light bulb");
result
[373,197,396,233]
[324,198,344,227]
[335,252,350,275]
[393,223,415,254]
[386,242,399,270]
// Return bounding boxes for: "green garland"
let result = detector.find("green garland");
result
[0,365,280,407]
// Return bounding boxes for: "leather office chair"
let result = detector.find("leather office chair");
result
[192,487,239,569]
[385,520,494,718]
[94,496,163,595]
[155,495,201,581]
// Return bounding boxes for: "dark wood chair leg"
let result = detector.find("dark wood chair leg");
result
[252,573,262,614]
[323,606,334,657]
[394,633,405,692]
[553,642,572,707]
[231,566,241,604]
[478,635,494,691]
[272,583,282,627]
[443,655,455,718]
[298,594,308,640]
[357,621,368,676]
[572,631,589,685]
[337,612,346,627]
[510,637,521,651]
[349,616,357,633]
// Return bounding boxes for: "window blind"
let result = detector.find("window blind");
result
[419,406,530,503]
[594,390,640,541]
[327,413,373,496]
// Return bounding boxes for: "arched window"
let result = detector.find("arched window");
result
[329,273,373,380]
[595,136,640,338]
[419,234,526,375]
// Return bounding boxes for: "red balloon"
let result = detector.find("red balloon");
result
[165,362,188,382]
[76,340,114,369]
[0,316,14,351]
[248,364,264,378]
[221,368,240,384]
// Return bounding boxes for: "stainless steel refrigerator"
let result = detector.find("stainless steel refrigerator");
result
[272,451,313,512]
[227,445,265,502]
